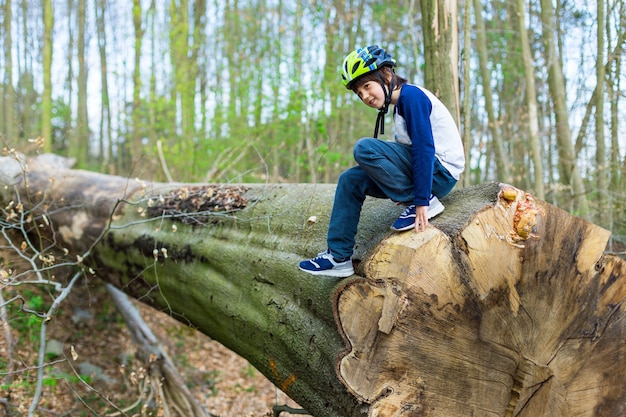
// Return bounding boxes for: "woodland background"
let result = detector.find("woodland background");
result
[1,0,625,246]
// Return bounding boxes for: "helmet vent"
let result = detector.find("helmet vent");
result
[364,58,377,67]
[351,62,361,75]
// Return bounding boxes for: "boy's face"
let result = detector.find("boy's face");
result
[354,81,386,110]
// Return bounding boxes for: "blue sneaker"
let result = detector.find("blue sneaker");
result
[299,249,354,277]
[391,196,445,231]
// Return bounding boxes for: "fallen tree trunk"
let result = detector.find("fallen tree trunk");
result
[1,154,625,417]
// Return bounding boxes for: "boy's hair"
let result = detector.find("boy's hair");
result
[349,67,408,94]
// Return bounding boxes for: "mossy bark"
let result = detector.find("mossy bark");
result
[2,154,626,417]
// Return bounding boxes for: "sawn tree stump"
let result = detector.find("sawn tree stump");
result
[336,185,625,416]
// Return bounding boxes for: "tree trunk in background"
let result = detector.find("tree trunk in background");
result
[420,0,460,125]
[498,1,527,190]
[607,2,625,245]
[148,0,160,174]
[41,0,53,152]
[74,0,89,166]
[2,154,626,417]
[2,0,17,143]
[461,0,472,189]
[595,0,607,227]
[17,0,37,143]
[64,0,75,152]
[224,0,239,143]
[286,0,305,182]
[516,0,544,200]
[473,0,510,183]
[95,0,112,172]
[539,0,589,216]
[193,0,208,155]
[169,0,198,178]
[317,2,351,183]
[131,0,145,167]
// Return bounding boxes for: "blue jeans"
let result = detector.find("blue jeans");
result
[327,138,457,260]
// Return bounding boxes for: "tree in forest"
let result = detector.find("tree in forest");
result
[606,0,626,244]
[2,152,626,417]
[472,0,511,184]
[538,0,589,215]
[72,0,90,166]
[2,0,17,143]
[594,0,607,227]
[41,0,53,153]
[420,0,460,123]
[94,0,113,171]
[516,0,544,200]
[130,0,146,167]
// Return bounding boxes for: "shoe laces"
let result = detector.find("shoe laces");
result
[400,204,416,216]
[313,249,332,261]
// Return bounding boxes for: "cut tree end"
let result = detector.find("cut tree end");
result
[335,184,625,417]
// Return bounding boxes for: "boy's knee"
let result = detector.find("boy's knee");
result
[353,138,376,162]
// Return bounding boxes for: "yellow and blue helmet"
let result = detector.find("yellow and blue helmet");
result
[341,45,396,89]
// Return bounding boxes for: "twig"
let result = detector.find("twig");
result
[63,358,130,417]
[28,270,84,417]
[272,404,311,417]
[157,140,174,183]
[106,284,215,417]
[0,398,13,417]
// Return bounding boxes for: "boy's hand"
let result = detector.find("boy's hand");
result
[414,205,429,233]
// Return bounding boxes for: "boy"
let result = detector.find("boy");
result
[299,45,465,277]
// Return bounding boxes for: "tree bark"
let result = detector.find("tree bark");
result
[516,0,544,200]
[594,0,607,227]
[473,0,510,184]
[41,0,53,152]
[420,0,460,125]
[70,0,89,166]
[539,0,589,215]
[461,0,472,188]
[2,154,626,417]
[131,0,145,167]
[2,0,16,143]
[95,0,113,172]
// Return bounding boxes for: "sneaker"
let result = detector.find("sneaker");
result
[390,196,445,231]
[299,249,354,277]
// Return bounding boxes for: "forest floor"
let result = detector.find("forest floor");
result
[1,279,303,416]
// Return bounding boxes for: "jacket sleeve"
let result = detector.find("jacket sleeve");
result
[396,87,434,206]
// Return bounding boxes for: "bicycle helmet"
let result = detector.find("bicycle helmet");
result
[341,45,396,89]
[341,45,397,138]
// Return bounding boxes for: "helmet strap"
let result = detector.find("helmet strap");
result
[374,111,385,138]
[373,72,395,138]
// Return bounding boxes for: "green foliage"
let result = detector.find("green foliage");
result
[201,369,220,397]
[1,0,623,232]
[4,289,50,344]
[235,382,257,393]
[42,377,59,387]
[241,363,256,378]
[27,294,44,311]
